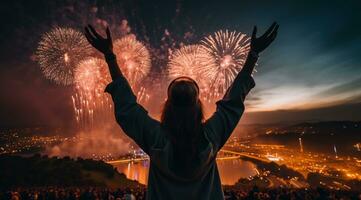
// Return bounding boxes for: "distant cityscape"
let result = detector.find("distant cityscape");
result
[1,121,360,190]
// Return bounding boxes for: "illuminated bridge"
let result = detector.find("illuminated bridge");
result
[106,149,269,164]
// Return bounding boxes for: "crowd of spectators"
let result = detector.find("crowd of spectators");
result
[223,186,361,200]
[0,187,145,200]
[1,186,360,200]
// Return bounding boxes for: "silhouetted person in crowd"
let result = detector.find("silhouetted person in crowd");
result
[84,22,279,200]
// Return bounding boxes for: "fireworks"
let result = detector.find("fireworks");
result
[200,30,251,98]
[113,34,151,87]
[74,58,110,92]
[168,45,215,101]
[168,45,213,80]
[137,86,150,105]
[73,58,113,129]
[168,31,250,102]
[36,27,93,85]
[35,25,252,128]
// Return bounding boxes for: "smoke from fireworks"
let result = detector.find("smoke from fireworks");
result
[200,30,251,99]
[113,34,151,87]
[46,126,131,160]
[36,27,93,85]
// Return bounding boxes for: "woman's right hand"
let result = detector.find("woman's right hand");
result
[84,25,113,55]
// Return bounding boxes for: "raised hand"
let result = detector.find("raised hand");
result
[251,22,279,54]
[84,25,113,55]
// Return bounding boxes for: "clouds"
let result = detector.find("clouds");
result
[316,77,361,98]
[244,0,361,113]
[241,100,361,125]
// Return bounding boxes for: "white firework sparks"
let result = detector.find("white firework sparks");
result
[200,30,251,98]
[36,27,93,85]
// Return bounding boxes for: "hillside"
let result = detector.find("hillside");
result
[0,154,142,189]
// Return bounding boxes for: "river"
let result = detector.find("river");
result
[111,158,257,185]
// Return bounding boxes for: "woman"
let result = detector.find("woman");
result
[84,22,278,200]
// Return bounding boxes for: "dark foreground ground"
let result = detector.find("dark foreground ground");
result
[1,186,360,200]
[1,155,360,199]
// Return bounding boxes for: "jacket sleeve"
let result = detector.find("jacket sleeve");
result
[203,71,255,151]
[105,76,161,154]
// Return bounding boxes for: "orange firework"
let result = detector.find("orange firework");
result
[73,58,112,129]
[168,44,215,102]
[113,34,151,87]
[74,58,110,92]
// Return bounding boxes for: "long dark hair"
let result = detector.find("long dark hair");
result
[161,77,204,164]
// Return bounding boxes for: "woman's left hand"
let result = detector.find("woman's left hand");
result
[251,22,279,54]
[84,25,113,55]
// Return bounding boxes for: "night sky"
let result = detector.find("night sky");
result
[0,0,361,127]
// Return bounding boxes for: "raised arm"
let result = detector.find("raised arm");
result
[242,22,279,75]
[84,25,160,154]
[84,25,122,80]
[204,22,279,151]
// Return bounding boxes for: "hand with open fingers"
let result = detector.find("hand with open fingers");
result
[84,25,113,55]
[251,22,279,54]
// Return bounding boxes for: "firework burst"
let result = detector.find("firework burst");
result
[73,58,113,129]
[200,30,251,98]
[168,45,213,80]
[36,27,93,85]
[168,44,215,101]
[74,58,110,92]
[113,34,151,87]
